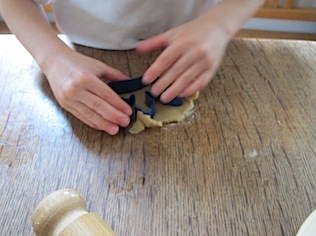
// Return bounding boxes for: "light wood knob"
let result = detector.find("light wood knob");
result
[32,189,116,236]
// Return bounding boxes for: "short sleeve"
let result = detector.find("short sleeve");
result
[33,0,51,4]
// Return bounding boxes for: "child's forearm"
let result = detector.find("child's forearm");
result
[0,0,70,72]
[0,0,133,134]
[202,0,264,38]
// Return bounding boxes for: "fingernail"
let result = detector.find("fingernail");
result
[121,117,130,127]
[151,85,161,97]
[160,94,170,103]
[108,125,119,135]
[125,107,133,116]
[142,74,150,85]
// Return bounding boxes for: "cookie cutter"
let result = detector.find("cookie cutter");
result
[108,76,183,124]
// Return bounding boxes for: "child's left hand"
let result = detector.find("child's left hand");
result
[137,15,230,103]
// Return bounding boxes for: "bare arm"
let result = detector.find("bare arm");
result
[0,0,68,70]
[0,0,132,135]
[138,0,264,102]
[201,0,265,38]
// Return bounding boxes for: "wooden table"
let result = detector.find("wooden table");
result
[0,35,315,236]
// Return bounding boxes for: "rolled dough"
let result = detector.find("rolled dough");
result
[121,86,199,134]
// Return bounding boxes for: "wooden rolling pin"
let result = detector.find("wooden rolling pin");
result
[32,189,116,236]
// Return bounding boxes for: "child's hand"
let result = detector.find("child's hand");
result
[44,50,132,135]
[137,15,230,103]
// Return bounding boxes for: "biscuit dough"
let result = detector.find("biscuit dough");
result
[121,86,199,134]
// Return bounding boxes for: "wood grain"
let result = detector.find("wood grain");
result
[257,0,316,21]
[256,8,316,21]
[284,0,294,9]
[235,29,316,41]
[0,35,316,236]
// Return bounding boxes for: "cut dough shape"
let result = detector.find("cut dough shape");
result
[120,86,199,134]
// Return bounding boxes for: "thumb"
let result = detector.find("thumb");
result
[137,33,169,54]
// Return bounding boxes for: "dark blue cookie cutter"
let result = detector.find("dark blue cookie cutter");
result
[108,76,183,122]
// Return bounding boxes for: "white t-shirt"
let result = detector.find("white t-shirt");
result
[35,0,218,49]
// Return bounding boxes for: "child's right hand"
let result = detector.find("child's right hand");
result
[43,49,133,135]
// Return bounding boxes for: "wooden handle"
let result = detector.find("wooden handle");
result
[32,189,116,236]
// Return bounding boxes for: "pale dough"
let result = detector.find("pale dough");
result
[121,86,199,134]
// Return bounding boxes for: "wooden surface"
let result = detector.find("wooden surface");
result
[256,0,316,21]
[256,8,316,21]
[0,35,316,236]
[235,29,316,41]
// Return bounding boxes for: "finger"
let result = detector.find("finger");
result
[151,48,206,97]
[159,61,208,103]
[76,88,130,128]
[67,103,98,129]
[179,69,215,98]
[137,33,168,54]
[100,63,130,81]
[71,109,100,130]
[67,102,120,135]
[142,43,183,85]
[85,76,133,116]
